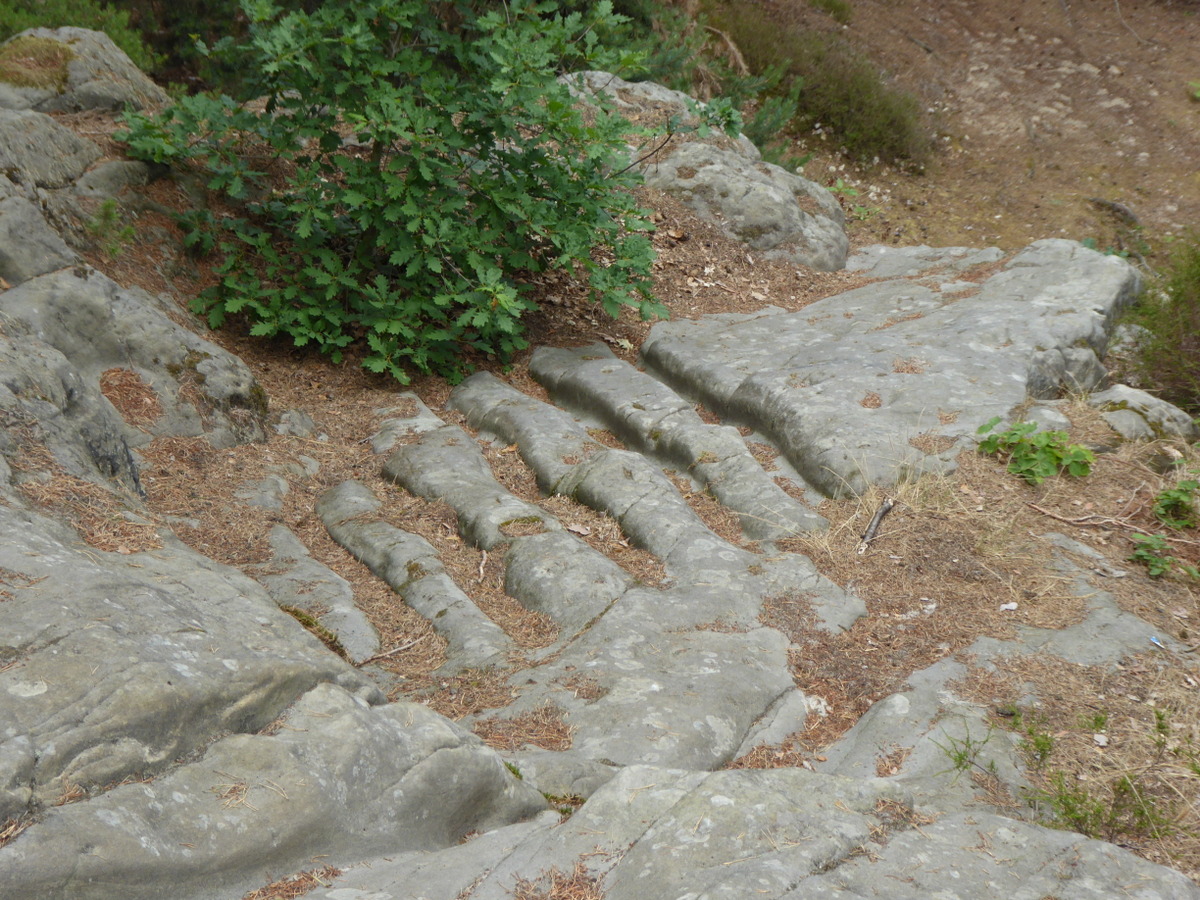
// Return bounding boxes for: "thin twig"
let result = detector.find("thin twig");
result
[857,498,895,554]
[1113,0,1152,44]
[354,634,427,667]
[1026,503,1200,546]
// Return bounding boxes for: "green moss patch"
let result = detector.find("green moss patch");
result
[0,36,73,92]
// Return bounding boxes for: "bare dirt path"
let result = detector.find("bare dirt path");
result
[785,0,1200,256]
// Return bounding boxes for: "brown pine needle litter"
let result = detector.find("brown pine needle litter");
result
[474,701,574,752]
[241,865,341,900]
[510,861,605,900]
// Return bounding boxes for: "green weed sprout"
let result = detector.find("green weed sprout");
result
[976,418,1095,485]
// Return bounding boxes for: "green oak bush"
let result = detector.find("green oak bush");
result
[118,0,664,383]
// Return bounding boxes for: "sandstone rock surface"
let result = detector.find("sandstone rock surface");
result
[567,70,849,271]
[1,33,1198,900]
[0,27,169,112]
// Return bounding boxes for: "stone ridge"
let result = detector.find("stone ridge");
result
[642,239,1158,496]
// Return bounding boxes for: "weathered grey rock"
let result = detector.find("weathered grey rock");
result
[1088,383,1200,441]
[565,71,847,271]
[0,195,76,284]
[316,480,513,671]
[530,343,827,538]
[0,108,101,188]
[73,160,152,201]
[450,373,865,634]
[1,268,267,447]
[0,329,142,492]
[782,810,1200,899]
[734,688,814,757]
[846,243,1006,278]
[369,392,446,453]
[450,371,606,493]
[383,424,561,549]
[257,525,381,664]
[503,530,632,638]
[0,28,169,113]
[642,239,1141,496]
[564,70,761,160]
[311,765,917,900]
[0,683,546,900]
[0,503,381,822]
[642,140,849,270]
[556,446,722,566]
[502,750,617,801]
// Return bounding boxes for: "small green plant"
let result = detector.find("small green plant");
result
[505,761,524,780]
[1129,533,1199,579]
[1021,727,1055,769]
[85,199,136,259]
[280,605,348,660]
[1080,236,1131,259]
[828,177,858,198]
[742,76,812,173]
[1152,478,1199,529]
[1188,80,1200,101]
[1032,771,1176,841]
[976,418,1095,485]
[1078,710,1109,732]
[932,724,996,778]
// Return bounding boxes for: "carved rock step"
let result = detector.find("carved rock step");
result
[449,372,604,495]
[363,400,865,768]
[449,374,797,578]
[529,343,826,539]
[383,424,561,551]
[257,524,382,665]
[316,480,512,673]
[641,240,1142,496]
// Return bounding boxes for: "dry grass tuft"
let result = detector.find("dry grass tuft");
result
[100,367,162,428]
[959,653,1200,879]
[510,861,605,900]
[908,432,957,454]
[18,472,162,553]
[475,701,574,752]
[892,356,927,375]
[0,815,33,849]
[666,471,749,546]
[241,866,341,900]
[873,797,936,829]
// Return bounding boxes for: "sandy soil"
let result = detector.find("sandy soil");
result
[784,0,1200,256]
